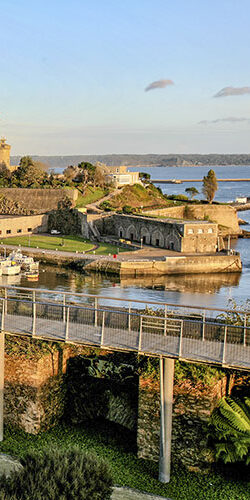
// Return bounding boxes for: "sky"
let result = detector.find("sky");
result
[0,0,250,155]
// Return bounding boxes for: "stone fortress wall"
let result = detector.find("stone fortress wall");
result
[144,204,241,235]
[0,188,78,214]
[94,213,218,253]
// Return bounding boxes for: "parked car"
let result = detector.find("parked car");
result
[50,229,61,235]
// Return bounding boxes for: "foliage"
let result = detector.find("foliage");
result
[107,183,169,211]
[209,396,250,465]
[12,156,48,188]
[122,205,134,214]
[139,172,151,181]
[185,186,199,199]
[0,447,113,500]
[202,169,218,203]
[0,423,249,500]
[167,194,189,201]
[48,198,81,235]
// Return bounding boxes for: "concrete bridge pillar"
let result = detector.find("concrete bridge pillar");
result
[158,356,175,483]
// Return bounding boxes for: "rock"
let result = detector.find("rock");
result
[112,486,171,499]
[0,453,23,478]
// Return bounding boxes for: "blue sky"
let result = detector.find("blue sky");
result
[1,0,250,155]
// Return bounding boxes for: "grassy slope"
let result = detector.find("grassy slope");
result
[1,235,128,254]
[0,423,248,500]
[76,186,106,207]
[108,184,172,210]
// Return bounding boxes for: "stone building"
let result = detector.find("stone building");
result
[94,214,218,253]
[105,166,140,187]
[0,214,48,237]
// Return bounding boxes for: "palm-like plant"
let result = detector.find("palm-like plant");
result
[209,396,250,465]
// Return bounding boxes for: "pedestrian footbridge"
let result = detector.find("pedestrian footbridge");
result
[0,285,249,483]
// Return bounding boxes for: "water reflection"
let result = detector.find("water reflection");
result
[120,272,241,294]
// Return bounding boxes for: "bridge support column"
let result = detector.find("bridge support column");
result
[158,356,175,483]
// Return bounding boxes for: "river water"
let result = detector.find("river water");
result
[2,165,250,310]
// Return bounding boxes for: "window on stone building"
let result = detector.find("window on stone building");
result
[6,229,11,234]
[188,229,194,234]
[156,238,160,246]
[27,228,32,232]
[17,229,22,233]
[198,229,203,234]
[130,233,134,241]
[119,230,123,238]
[208,228,213,233]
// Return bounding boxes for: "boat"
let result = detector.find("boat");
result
[1,263,21,275]
[25,271,39,280]
[8,249,39,272]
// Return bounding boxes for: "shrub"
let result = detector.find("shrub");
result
[209,396,250,465]
[0,447,113,500]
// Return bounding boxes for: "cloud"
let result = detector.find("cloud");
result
[199,117,250,125]
[214,86,250,98]
[145,79,174,92]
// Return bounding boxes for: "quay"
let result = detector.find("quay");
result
[152,178,250,184]
[0,285,249,483]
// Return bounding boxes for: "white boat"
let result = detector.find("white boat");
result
[8,249,39,271]
[1,263,21,275]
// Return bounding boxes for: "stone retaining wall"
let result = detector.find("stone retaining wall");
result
[137,376,227,470]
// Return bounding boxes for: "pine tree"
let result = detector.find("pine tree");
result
[202,169,218,203]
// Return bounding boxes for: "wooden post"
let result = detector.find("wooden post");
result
[159,357,175,483]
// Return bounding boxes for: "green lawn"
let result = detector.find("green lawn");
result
[1,235,128,255]
[76,186,106,207]
[0,422,249,500]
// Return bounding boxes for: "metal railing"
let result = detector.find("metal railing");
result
[0,285,249,370]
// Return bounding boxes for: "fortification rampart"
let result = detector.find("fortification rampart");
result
[144,204,241,235]
[0,188,78,214]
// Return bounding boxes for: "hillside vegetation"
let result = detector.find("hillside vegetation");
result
[103,184,172,211]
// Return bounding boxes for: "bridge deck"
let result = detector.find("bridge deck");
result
[2,310,250,370]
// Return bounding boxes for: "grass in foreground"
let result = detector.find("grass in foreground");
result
[0,422,249,500]
[1,235,128,255]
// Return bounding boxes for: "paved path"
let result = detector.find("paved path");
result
[112,487,171,500]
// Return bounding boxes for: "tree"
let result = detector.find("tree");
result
[185,186,199,200]
[139,172,151,182]
[202,169,218,203]
[209,396,250,465]
[13,156,46,187]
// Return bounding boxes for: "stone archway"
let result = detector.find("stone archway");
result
[165,233,181,251]
[151,229,164,248]
[140,226,150,245]
[126,224,137,242]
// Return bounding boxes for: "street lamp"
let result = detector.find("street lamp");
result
[141,237,143,249]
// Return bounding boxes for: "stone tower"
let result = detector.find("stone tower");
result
[0,137,11,168]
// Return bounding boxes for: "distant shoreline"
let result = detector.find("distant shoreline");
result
[10,154,250,170]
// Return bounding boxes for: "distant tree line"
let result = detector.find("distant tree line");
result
[10,153,250,170]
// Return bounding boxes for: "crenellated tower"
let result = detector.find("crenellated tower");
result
[0,137,11,168]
